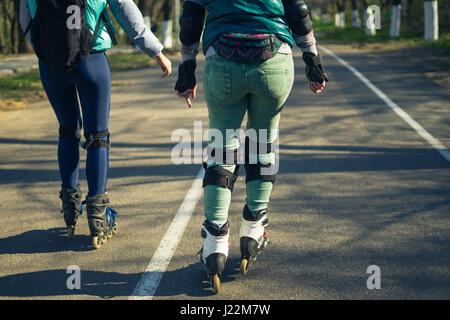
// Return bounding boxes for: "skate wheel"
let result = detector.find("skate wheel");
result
[212,274,221,294]
[92,236,102,249]
[100,232,107,244]
[240,259,249,275]
[112,223,118,234]
[106,229,113,239]
[263,240,269,251]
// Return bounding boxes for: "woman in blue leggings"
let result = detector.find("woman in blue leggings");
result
[20,0,172,248]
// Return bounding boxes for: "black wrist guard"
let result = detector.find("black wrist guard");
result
[175,60,196,92]
[302,53,329,83]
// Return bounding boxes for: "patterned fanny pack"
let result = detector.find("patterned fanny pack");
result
[213,33,283,64]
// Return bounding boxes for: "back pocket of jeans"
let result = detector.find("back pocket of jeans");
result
[204,62,232,101]
[260,69,290,98]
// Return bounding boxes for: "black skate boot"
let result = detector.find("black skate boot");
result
[59,185,83,238]
[86,192,118,249]
[239,205,269,275]
[198,220,230,294]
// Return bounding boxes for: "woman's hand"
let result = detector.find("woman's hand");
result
[176,85,197,108]
[155,53,172,78]
[174,60,197,108]
[309,80,325,94]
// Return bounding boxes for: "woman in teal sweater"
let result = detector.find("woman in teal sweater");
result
[20,0,172,248]
[175,0,328,293]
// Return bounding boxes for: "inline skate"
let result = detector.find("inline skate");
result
[239,206,269,275]
[198,220,230,294]
[86,192,118,249]
[59,185,83,238]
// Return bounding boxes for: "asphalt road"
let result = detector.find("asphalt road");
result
[0,44,449,300]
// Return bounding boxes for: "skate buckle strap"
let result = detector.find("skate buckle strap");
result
[243,205,268,222]
[203,220,230,237]
[202,163,240,192]
[82,130,110,150]
[107,207,118,225]
[80,200,86,216]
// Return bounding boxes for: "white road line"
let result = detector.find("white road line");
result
[129,167,205,300]
[319,45,450,163]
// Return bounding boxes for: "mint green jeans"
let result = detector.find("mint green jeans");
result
[203,53,294,226]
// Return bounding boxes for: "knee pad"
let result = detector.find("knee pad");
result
[244,137,277,184]
[283,0,313,36]
[82,129,110,151]
[203,163,240,192]
[203,146,240,192]
[59,125,81,141]
[179,1,205,46]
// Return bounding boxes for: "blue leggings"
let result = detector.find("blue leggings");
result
[39,52,111,195]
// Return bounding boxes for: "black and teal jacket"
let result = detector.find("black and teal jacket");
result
[189,0,295,54]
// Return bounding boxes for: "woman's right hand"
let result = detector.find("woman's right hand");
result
[176,85,197,108]
[155,52,172,78]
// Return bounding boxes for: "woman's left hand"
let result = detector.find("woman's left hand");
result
[309,80,325,94]
[155,53,172,78]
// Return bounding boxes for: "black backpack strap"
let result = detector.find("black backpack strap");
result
[100,9,118,45]
[19,20,33,44]
[91,8,117,46]
[19,4,39,45]
[92,16,103,43]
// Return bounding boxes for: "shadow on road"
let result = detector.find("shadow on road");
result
[0,228,94,254]
[1,141,448,185]
[279,145,450,172]
[152,257,241,298]
[0,268,140,298]
[0,258,241,298]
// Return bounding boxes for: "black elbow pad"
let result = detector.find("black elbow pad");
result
[283,0,313,36]
[179,1,205,46]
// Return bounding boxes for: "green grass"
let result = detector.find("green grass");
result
[107,52,156,72]
[0,51,174,110]
[0,70,44,110]
[107,50,179,72]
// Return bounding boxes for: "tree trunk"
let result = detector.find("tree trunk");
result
[350,0,361,28]
[14,0,32,53]
[0,6,4,53]
[335,0,346,28]
[424,0,438,40]
[174,0,180,50]
[138,0,152,30]
[390,0,402,38]
[161,0,173,48]
[364,0,377,36]
[10,0,18,54]
[1,0,12,53]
